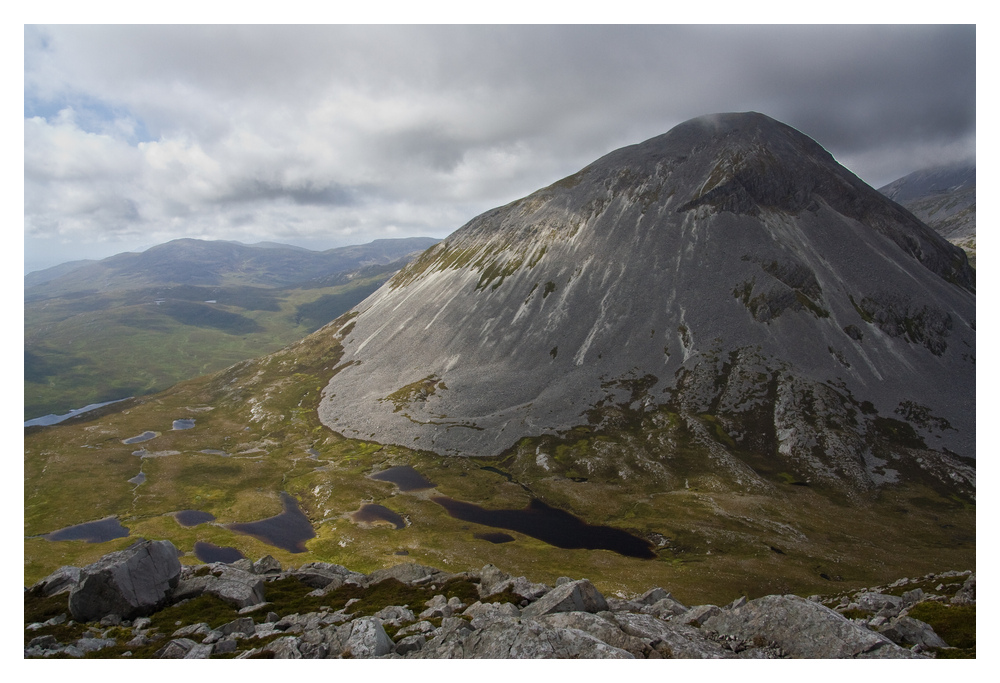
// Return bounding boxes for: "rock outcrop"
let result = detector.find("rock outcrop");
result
[66,540,181,622]
[25,547,973,659]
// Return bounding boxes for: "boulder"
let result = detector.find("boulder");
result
[185,564,265,608]
[642,596,689,618]
[68,539,181,621]
[290,562,361,590]
[878,616,949,648]
[463,601,521,629]
[856,592,903,614]
[363,563,446,587]
[703,595,919,658]
[340,617,393,658]
[677,604,722,627]
[252,555,282,575]
[951,573,976,605]
[520,579,608,618]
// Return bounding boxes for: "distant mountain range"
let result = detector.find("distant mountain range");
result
[24,237,438,420]
[879,162,975,267]
[25,237,440,294]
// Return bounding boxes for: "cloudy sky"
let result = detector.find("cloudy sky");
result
[23,24,976,273]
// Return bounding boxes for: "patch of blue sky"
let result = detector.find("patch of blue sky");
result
[24,92,154,144]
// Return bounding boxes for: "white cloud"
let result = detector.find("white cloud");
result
[23,24,976,272]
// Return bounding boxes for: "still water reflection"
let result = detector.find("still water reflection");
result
[193,541,244,564]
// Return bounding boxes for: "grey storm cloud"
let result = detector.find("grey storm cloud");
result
[24,24,975,273]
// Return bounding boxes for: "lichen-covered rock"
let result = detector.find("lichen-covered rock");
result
[68,539,181,621]
[703,594,919,658]
[607,612,735,659]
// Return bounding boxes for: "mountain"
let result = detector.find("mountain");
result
[25,237,440,297]
[878,163,976,267]
[24,237,438,419]
[24,114,975,610]
[318,112,975,499]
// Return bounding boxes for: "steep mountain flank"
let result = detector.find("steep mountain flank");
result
[317,113,974,499]
[878,163,975,267]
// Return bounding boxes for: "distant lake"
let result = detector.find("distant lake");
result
[351,504,406,529]
[24,398,132,428]
[432,497,656,559]
[172,419,195,430]
[369,465,435,491]
[45,517,129,543]
[193,541,244,564]
[227,491,315,553]
[174,510,216,527]
[128,472,146,485]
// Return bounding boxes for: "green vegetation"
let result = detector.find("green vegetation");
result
[25,273,394,421]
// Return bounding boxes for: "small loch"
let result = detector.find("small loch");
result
[45,517,130,543]
[227,492,315,553]
[193,541,244,564]
[432,497,656,559]
[474,531,515,544]
[174,510,216,527]
[369,465,435,491]
[351,504,406,529]
[172,419,196,430]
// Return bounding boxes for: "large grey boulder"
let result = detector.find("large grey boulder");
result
[703,594,919,658]
[520,579,608,618]
[68,539,181,621]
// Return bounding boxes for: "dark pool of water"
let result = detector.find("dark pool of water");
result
[172,419,195,430]
[45,517,130,543]
[227,492,315,553]
[432,497,656,559]
[174,510,216,527]
[200,449,229,456]
[474,531,515,544]
[351,504,406,529]
[128,472,146,485]
[369,465,435,491]
[123,431,158,444]
[194,541,244,564]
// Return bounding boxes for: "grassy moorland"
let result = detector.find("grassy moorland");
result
[24,272,393,421]
[24,310,974,607]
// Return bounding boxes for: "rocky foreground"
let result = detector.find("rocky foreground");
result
[25,540,975,659]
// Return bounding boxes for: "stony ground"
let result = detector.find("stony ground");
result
[24,540,974,659]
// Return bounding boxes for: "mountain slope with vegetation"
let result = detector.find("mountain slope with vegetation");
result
[24,237,437,420]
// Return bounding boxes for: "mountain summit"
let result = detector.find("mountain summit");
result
[317,112,974,497]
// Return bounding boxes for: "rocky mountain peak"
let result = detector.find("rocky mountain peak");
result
[317,113,975,499]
